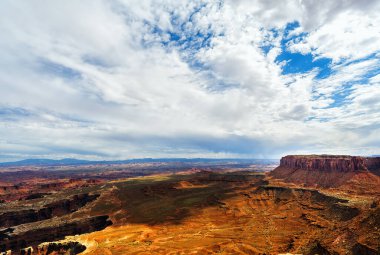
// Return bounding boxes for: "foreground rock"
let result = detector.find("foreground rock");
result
[36,241,86,255]
[0,194,99,228]
[0,215,111,254]
[0,189,112,254]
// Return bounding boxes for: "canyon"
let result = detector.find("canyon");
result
[0,156,378,254]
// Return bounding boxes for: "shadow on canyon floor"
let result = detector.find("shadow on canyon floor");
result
[86,172,264,226]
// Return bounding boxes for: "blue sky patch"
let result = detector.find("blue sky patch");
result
[260,45,273,55]
[275,21,333,79]
[276,52,332,78]
[328,85,354,108]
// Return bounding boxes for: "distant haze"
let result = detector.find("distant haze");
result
[0,158,279,167]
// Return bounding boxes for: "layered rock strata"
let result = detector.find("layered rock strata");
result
[0,194,99,228]
[270,155,380,190]
[0,216,111,253]
[279,155,369,172]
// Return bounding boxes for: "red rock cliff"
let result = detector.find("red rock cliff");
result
[279,155,369,172]
[365,157,380,176]
[271,155,380,191]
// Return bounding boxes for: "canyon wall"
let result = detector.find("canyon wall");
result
[271,155,380,190]
[279,155,380,173]
[0,193,99,228]
[0,215,111,253]
[366,157,380,176]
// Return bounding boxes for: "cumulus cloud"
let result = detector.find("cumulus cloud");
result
[0,0,379,161]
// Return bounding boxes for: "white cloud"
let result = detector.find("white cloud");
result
[288,2,380,62]
[0,0,379,161]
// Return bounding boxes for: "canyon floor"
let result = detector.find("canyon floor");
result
[0,159,379,255]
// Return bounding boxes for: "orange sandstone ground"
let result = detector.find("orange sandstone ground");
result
[66,172,380,254]
[1,156,379,255]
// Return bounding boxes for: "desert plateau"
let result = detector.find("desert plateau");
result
[0,156,379,255]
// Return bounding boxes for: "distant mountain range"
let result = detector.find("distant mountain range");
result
[0,158,279,167]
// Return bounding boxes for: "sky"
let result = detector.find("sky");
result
[0,0,380,161]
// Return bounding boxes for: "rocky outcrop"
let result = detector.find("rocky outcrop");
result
[365,157,380,176]
[37,241,86,255]
[0,191,110,254]
[254,186,360,221]
[279,155,368,172]
[279,155,380,174]
[0,193,99,228]
[0,216,111,253]
[270,155,380,190]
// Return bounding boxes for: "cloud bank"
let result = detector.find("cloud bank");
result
[0,0,380,161]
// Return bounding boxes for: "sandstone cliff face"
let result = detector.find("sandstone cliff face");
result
[279,155,368,172]
[365,157,380,176]
[0,193,99,228]
[0,192,111,254]
[0,215,111,253]
[271,155,380,190]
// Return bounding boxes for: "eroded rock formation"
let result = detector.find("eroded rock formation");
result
[0,194,99,228]
[271,155,380,190]
[37,241,86,255]
[366,157,380,176]
[0,216,111,253]
[279,155,368,172]
[254,186,360,221]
